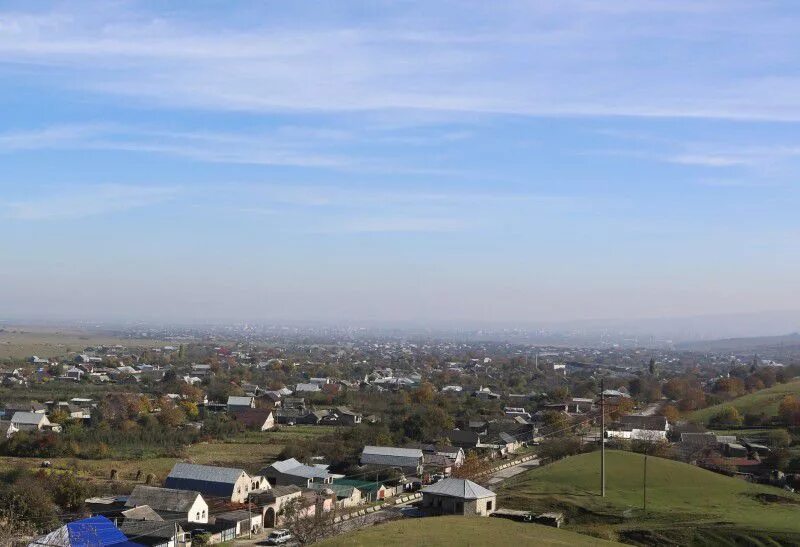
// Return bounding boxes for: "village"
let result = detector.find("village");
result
[1,331,799,546]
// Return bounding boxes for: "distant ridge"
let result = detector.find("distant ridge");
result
[677,332,800,352]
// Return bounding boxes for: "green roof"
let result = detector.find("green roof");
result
[332,478,385,494]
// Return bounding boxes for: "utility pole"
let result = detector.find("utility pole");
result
[643,452,648,514]
[600,378,605,497]
[248,492,252,539]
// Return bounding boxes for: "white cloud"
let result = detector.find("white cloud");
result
[4,184,178,220]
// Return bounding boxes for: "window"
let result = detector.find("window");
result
[196,512,200,520]
[486,500,493,511]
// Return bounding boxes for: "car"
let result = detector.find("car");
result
[265,529,292,545]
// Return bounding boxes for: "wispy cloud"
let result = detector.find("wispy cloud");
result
[4,184,178,220]
[1,3,800,120]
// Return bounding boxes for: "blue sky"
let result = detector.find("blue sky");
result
[1,1,799,324]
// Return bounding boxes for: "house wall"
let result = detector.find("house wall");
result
[232,474,253,503]
[422,494,496,516]
[188,496,209,523]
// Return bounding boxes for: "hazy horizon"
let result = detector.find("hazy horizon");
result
[3,1,800,326]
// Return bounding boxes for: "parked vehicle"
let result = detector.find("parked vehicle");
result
[265,529,293,545]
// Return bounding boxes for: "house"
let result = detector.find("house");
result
[164,463,253,503]
[446,429,483,450]
[331,479,390,502]
[606,415,669,441]
[62,367,85,381]
[472,386,501,400]
[253,485,303,528]
[420,478,496,516]
[11,412,61,433]
[259,458,333,488]
[307,482,363,508]
[294,383,322,393]
[320,407,362,426]
[232,409,275,431]
[360,446,424,475]
[227,396,255,413]
[125,485,209,523]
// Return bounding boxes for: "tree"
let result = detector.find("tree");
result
[660,404,679,423]
[766,429,791,449]
[710,406,743,427]
[648,358,656,376]
[540,411,572,436]
[279,495,338,545]
[778,395,800,426]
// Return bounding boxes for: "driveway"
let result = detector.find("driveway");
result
[485,458,539,486]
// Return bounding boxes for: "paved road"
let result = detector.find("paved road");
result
[485,458,540,486]
[636,401,664,416]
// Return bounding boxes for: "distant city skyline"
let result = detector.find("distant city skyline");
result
[2,1,800,325]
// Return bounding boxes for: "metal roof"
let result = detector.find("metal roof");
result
[166,463,246,485]
[362,446,423,458]
[125,485,203,513]
[11,411,48,425]
[226,396,253,406]
[263,458,331,479]
[421,478,495,500]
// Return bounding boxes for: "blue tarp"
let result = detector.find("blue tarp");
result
[30,515,144,547]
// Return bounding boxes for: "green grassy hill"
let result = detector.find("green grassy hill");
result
[318,516,621,546]
[498,450,800,545]
[689,379,800,425]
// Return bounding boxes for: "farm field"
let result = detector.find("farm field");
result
[497,450,800,545]
[0,326,170,359]
[689,379,800,425]
[0,426,334,486]
[318,515,623,546]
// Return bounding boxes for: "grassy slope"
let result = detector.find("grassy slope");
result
[498,450,800,544]
[319,516,622,547]
[689,379,800,424]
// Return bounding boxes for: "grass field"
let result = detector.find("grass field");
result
[318,516,622,546]
[0,426,334,487]
[689,379,800,425]
[0,326,169,359]
[497,450,800,544]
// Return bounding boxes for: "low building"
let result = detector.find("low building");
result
[360,446,424,475]
[214,509,262,537]
[11,411,61,433]
[420,478,496,516]
[164,463,253,503]
[227,396,255,413]
[259,458,333,488]
[124,485,209,523]
[606,415,669,441]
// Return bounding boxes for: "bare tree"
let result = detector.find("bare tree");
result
[279,494,338,545]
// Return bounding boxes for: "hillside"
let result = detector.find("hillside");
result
[497,450,800,545]
[318,516,621,546]
[689,379,800,425]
